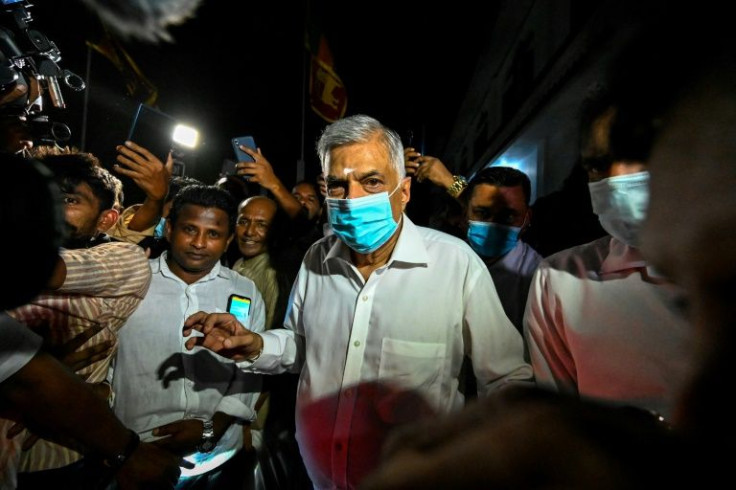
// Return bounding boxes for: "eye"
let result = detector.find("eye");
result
[208,230,221,238]
[364,178,383,190]
[327,185,345,198]
[63,196,78,205]
[183,225,196,234]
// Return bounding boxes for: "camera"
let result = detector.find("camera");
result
[1,0,85,148]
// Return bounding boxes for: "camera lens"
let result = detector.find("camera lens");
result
[63,71,86,91]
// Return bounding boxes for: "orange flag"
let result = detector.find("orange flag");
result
[305,13,347,122]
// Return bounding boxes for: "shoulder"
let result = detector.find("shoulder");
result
[540,236,611,274]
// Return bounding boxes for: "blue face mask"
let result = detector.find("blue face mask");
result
[325,183,402,254]
[588,170,650,247]
[154,217,166,238]
[466,221,521,259]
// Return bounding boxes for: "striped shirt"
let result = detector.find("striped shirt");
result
[1,241,151,474]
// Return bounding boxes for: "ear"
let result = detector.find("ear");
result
[164,219,172,242]
[96,209,120,233]
[400,176,411,211]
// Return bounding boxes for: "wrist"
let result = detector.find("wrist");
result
[247,334,264,362]
[446,175,468,198]
[102,429,140,471]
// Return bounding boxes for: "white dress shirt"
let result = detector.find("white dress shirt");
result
[524,236,693,420]
[112,253,265,475]
[487,240,542,332]
[245,216,531,489]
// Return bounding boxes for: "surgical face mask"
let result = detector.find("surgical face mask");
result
[325,182,402,254]
[154,217,167,238]
[466,221,521,259]
[588,170,650,247]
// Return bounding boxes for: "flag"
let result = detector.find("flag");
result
[305,12,347,123]
[86,25,159,106]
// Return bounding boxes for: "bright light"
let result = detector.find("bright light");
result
[172,124,199,149]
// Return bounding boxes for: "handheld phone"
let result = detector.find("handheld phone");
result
[127,103,177,163]
[231,136,257,163]
[227,294,252,324]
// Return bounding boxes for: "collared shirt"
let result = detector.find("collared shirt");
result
[524,235,693,420]
[486,240,542,332]
[0,315,41,490]
[112,252,265,475]
[233,253,280,330]
[107,203,156,244]
[245,215,531,489]
[3,242,151,474]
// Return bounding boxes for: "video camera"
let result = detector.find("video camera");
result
[0,0,84,146]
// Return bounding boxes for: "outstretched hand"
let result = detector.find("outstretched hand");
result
[183,312,263,362]
[235,147,282,192]
[114,141,172,201]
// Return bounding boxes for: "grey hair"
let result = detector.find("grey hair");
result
[316,115,405,180]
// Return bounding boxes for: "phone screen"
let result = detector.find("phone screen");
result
[232,136,256,163]
[227,294,251,324]
[127,104,176,163]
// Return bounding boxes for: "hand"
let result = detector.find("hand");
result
[183,312,263,362]
[114,141,173,201]
[316,173,328,198]
[116,441,187,490]
[404,147,422,177]
[235,147,281,192]
[40,325,114,374]
[6,422,39,451]
[150,419,205,457]
[414,155,454,189]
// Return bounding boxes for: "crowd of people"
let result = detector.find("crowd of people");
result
[1,3,735,490]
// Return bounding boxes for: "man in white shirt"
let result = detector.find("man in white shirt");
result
[183,114,532,489]
[523,95,692,421]
[112,185,266,489]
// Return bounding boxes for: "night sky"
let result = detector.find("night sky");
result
[27,0,488,204]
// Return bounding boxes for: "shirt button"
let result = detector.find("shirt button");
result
[354,340,361,347]
[362,295,368,301]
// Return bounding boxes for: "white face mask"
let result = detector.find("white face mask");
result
[588,170,650,247]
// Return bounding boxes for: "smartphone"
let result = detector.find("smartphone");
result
[232,136,257,163]
[127,103,177,163]
[227,294,251,324]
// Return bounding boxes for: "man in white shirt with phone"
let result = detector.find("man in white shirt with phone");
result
[112,185,266,489]
[183,115,531,489]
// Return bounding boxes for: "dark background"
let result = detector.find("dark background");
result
[28,0,491,204]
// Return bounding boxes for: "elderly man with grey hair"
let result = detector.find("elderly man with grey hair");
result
[183,114,531,489]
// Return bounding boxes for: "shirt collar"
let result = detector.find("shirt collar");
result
[323,214,430,267]
[600,237,648,274]
[153,251,228,283]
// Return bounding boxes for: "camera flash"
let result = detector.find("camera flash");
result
[172,124,199,148]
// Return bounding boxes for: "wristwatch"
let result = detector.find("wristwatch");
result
[197,419,216,453]
[447,174,468,198]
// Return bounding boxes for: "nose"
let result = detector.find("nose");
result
[345,180,366,199]
[245,221,258,237]
[191,231,206,249]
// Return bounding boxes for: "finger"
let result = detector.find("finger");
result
[179,458,195,470]
[7,422,25,439]
[183,311,210,329]
[201,313,241,334]
[222,332,258,350]
[64,326,104,352]
[112,164,145,179]
[164,151,174,175]
[21,433,40,451]
[115,149,146,167]
[124,140,159,163]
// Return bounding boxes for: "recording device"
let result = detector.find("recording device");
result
[0,0,84,145]
[127,103,176,162]
[227,294,251,324]
[220,135,257,178]
[232,135,256,163]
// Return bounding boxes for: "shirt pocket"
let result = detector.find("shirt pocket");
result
[378,338,445,410]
